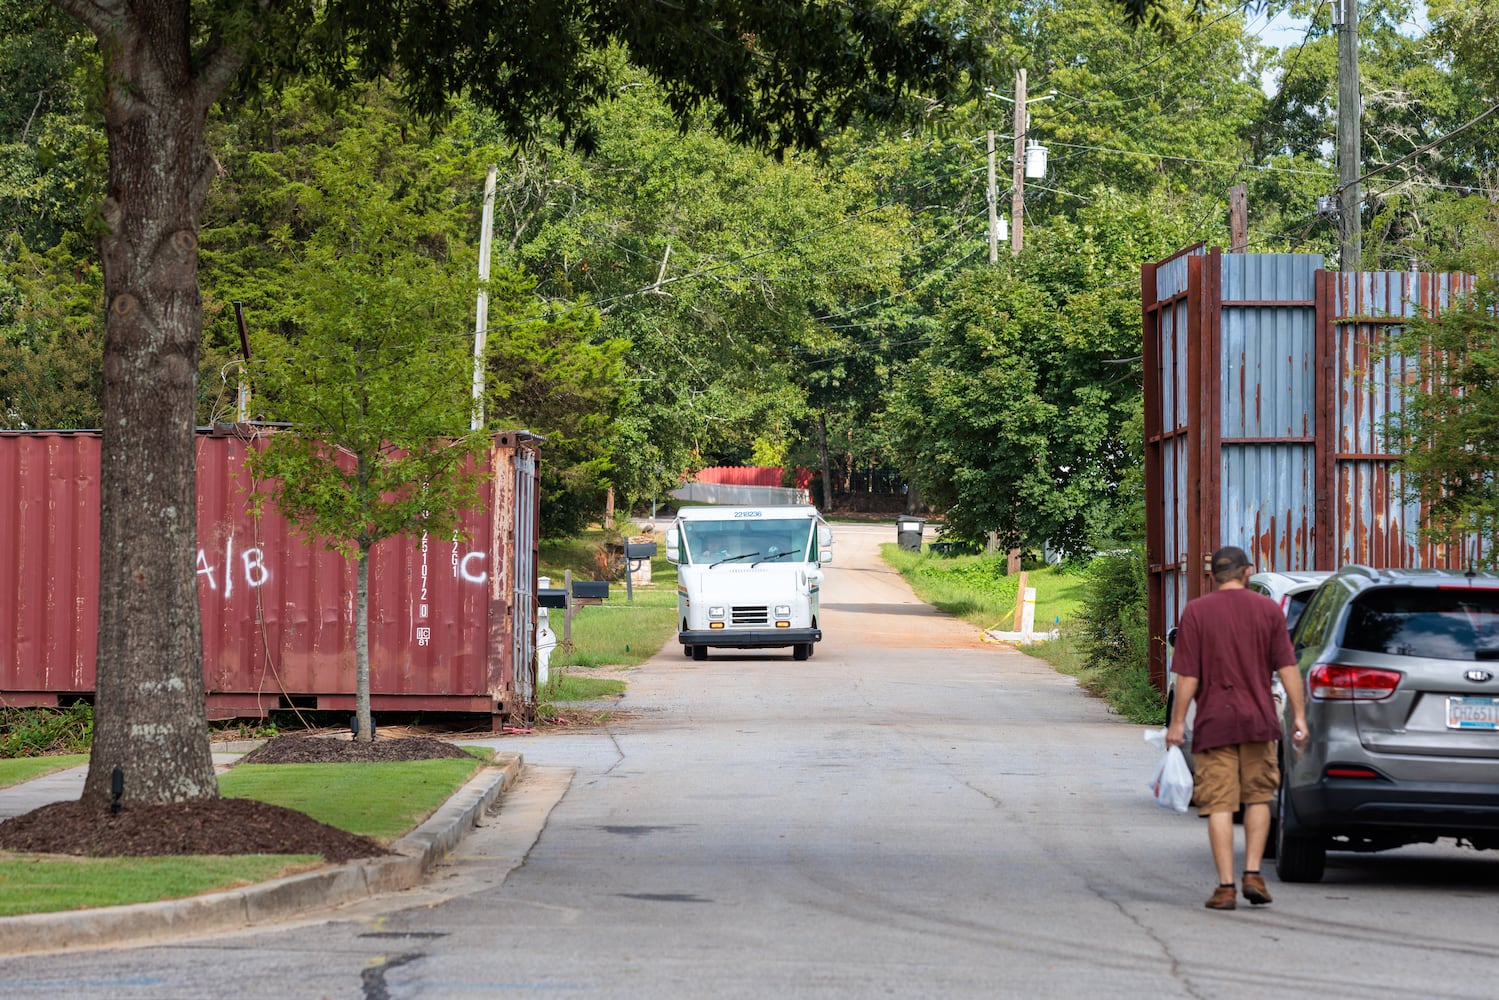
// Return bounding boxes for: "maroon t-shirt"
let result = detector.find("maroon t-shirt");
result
[1172,588,1298,752]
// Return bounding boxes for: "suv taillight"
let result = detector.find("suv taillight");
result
[1309,664,1402,701]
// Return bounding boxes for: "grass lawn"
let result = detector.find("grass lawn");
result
[0,754,88,788]
[0,854,320,917]
[1024,633,1166,725]
[219,756,485,842]
[880,543,1089,632]
[541,672,627,703]
[0,755,489,916]
[549,586,678,670]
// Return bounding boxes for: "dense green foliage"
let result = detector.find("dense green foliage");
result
[3,0,1497,554]
[1074,547,1150,675]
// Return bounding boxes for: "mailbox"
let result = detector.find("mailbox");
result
[572,580,609,600]
[537,588,568,609]
[624,541,659,560]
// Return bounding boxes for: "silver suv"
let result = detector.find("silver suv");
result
[1276,565,1499,882]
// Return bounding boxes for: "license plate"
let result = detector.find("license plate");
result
[1447,696,1499,730]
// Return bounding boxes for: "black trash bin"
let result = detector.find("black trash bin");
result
[897,515,924,552]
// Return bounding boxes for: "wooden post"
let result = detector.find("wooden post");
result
[1228,184,1248,252]
[563,568,574,645]
[1012,570,1029,630]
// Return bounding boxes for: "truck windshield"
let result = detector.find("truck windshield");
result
[683,518,813,566]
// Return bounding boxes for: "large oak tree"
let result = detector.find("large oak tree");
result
[52,0,985,808]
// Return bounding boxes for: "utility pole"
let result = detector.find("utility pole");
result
[986,127,999,264]
[1336,0,1361,270]
[1010,67,1027,256]
[471,164,498,431]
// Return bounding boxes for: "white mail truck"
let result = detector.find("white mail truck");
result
[666,504,832,661]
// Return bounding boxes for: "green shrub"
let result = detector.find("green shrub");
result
[0,704,94,757]
[1076,547,1149,672]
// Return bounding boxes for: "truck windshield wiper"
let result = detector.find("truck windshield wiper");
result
[753,551,799,566]
[711,552,761,568]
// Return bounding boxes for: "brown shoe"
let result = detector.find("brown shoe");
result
[1241,872,1273,905]
[1205,884,1237,910]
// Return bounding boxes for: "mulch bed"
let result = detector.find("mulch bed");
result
[0,735,477,861]
[0,797,386,863]
[238,734,475,765]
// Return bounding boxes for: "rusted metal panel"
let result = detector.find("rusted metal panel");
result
[1217,252,1321,574]
[1329,270,1479,569]
[1,428,539,721]
[1144,248,1479,693]
[0,434,102,696]
[1143,243,1201,692]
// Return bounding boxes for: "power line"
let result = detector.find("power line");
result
[1333,102,1499,194]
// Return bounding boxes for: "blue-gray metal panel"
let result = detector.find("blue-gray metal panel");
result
[1155,250,1193,303]
[512,451,538,706]
[1216,254,1323,574]
[1220,443,1316,571]
[1332,271,1480,569]
[1219,254,1319,439]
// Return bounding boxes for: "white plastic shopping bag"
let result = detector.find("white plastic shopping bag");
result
[1144,727,1193,813]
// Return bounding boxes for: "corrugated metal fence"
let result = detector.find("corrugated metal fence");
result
[1143,247,1478,691]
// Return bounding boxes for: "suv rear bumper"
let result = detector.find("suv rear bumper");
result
[1291,777,1499,837]
[680,628,821,649]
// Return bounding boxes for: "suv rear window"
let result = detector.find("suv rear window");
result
[1341,587,1499,660]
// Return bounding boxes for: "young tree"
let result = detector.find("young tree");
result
[248,188,487,744]
[47,0,985,809]
[1384,274,1499,562]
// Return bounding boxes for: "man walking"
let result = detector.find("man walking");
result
[1166,545,1309,910]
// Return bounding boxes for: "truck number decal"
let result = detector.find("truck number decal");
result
[732,510,763,517]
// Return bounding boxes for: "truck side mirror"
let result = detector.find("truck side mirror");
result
[818,550,833,564]
[817,525,833,547]
[665,527,680,563]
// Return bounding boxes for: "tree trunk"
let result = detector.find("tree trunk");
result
[904,480,923,516]
[75,3,241,808]
[355,547,374,742]
[817,411,834,514]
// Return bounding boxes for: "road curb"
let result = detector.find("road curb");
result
[0,751,523,956]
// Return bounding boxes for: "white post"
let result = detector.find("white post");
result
[471,165,498,431]
[1020,586,1037,644]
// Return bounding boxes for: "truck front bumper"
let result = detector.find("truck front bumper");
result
[680,628,821,649]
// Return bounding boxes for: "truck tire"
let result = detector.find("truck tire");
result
[1274,779,1326,883]
[692,645,708,661]
[792,643,810,661]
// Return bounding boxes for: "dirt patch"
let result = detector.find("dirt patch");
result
[239,734,475,765]
[0,797,386,863]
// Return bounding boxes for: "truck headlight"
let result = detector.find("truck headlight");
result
[708,606,725,619]
[774,605,791,617]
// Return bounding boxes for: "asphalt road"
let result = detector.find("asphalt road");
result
[2,522,1497,998]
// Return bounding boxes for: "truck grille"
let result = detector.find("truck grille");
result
[731,606,769,625]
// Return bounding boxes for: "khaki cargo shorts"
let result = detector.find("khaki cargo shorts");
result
[1193,740,1279,816]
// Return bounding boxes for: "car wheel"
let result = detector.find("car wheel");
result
[792,643,810,661]
[692,645,708,661]
[1274,776,1326,883]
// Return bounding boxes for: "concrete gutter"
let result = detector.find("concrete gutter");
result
[0,752,523,956]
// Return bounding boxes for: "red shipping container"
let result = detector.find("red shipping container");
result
[0,426,541,725]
